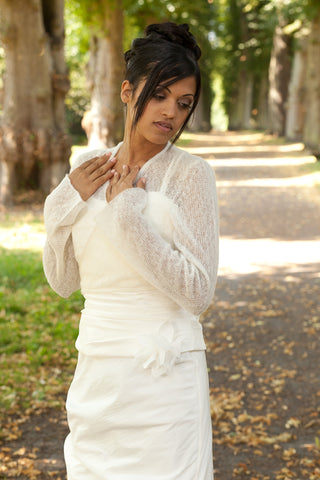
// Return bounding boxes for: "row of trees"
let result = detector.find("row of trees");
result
[0,0,215,204]
[0,0,319,205]
[217,0,320,156]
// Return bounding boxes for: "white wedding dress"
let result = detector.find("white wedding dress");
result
[43,142,219,480]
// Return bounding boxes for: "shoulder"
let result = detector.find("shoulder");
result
[169,144,216,183]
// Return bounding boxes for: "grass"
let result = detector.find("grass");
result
[299,153,320,188]
[176,135,193,147]
[305,158,320,173]
[0,215,83,433]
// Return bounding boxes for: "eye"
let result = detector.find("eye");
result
[178,101,192,111]
[153,89,166,101]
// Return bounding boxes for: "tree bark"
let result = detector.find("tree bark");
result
[256,74,269,131]
[285,37,307,141]
[188,79,212,132]
[82,1,124,148]
[268,19,291,136]
[0,0,71,205]
[228,70,253,130]
[302,14,320,156]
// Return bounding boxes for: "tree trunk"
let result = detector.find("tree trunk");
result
[188,79,212,132]
[82,1,124,148]
[256,74,269,130]
[228,70,253,130]
[268,19,291,136]
[0,0,71,205]
[285,37,307,141]
[243,73,253,129]
[302,14,320,156]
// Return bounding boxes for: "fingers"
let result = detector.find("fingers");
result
[106,170,119,203]
[92,168,115,191]
[136,177,146,189]
[91,163,115,183]
[81,153,115,176]
[105,164,147,203]
[86,154,116,186]
[118,164,139,186]
[109,170,120,186]
[70,152,117,201]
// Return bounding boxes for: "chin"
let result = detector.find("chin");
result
[145,136,171,146]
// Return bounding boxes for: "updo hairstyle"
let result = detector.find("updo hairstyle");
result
[124,22,202,143]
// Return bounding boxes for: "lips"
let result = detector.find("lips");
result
[154,121,173,133]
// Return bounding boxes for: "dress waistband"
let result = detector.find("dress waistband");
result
[82,291,186,320]
[75,293,206,377]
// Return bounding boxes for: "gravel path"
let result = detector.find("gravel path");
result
[189,131,320,479]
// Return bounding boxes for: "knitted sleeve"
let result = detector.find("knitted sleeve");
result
[96,157,219,315]
[42,176,85,297]
[42,149,106,297]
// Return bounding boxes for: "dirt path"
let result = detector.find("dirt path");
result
[187,131,320,479]
[2,131,320,480]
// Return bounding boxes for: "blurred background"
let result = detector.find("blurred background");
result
[0,0,319,205]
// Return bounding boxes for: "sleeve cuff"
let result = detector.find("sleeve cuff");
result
[44,175,87,232]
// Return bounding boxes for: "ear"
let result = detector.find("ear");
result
[121,80,133,104]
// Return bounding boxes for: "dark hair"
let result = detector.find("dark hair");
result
[124,22,202,143]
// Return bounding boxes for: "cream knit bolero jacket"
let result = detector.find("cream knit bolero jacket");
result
[43,142,219,316]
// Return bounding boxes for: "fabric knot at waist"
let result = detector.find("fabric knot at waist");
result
[135,321,184,378]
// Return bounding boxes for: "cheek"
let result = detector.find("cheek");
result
[139,104,158,123]
[178,110,190,126]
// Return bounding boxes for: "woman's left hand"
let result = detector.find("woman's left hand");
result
[106,164,146,202]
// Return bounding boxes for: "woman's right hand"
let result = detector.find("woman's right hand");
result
[69,153,116,201]
[106,165,146,203]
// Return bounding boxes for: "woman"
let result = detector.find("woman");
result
[43,22,219,480]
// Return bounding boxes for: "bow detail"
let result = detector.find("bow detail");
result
[135,322,182,378]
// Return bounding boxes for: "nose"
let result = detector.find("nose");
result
[161,98,176,118]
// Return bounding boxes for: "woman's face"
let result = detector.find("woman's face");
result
[123,76,196,146]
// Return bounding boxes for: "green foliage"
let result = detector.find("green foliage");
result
[64,0,219,138]
[267,0,320,21]
[0,235,83,421]
[0,44,4,116]
[65,0,104,30]
[66,0,122,35]
[125,0,217,75]
[64,1,91,139]
[214,0,320,119]
[215,0,276,114]
[64,0,143,139]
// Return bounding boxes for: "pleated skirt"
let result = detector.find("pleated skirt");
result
[64,349,213,480]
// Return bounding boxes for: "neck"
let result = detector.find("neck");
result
[118,131,168,168]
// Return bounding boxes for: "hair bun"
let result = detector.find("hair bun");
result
[145,22,201,61]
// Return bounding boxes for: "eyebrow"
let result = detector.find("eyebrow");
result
[159,85,195,97]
